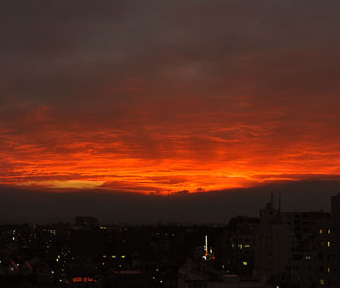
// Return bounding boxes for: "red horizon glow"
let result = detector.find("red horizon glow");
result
[1,102,340,194]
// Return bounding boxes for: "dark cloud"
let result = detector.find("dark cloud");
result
[1,1,340,192]
[0,180,338,224]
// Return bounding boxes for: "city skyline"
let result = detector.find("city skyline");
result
[0,191,338,288]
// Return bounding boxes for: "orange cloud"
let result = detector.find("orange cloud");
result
[1,102,340,194]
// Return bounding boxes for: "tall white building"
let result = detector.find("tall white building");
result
[254,195,329,287]
[254,198,293,285]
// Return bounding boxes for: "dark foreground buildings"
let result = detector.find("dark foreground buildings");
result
[0,193,339,287]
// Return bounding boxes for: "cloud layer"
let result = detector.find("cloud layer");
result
[1,1,340,193]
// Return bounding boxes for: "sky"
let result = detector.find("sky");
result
[1,0,340,195]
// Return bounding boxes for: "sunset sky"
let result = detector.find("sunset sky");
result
[1,0,340,195]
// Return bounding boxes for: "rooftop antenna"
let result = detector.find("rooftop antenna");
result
[271,193,274,208]
[279,191,281,214]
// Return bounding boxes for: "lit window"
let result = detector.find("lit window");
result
[327,229,331,234]
[327,241,331,247]
[327,267,331,273]
[242,261,248,266]
[320,279,325,285]
[319,229,323,234]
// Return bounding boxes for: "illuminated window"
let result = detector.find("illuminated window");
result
[244,244,251,248]
[320,279,325,285]
[327,229,331,234]
[327,241,331,247]
[319,229,323,234]
[327,267,331,273]
[305,255,311,260]
[73,277,82,283]
[242,261,248,266]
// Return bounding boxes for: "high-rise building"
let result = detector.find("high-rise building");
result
[254,199,293,285]
[314,193,340,288]
[254,195,329,287]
